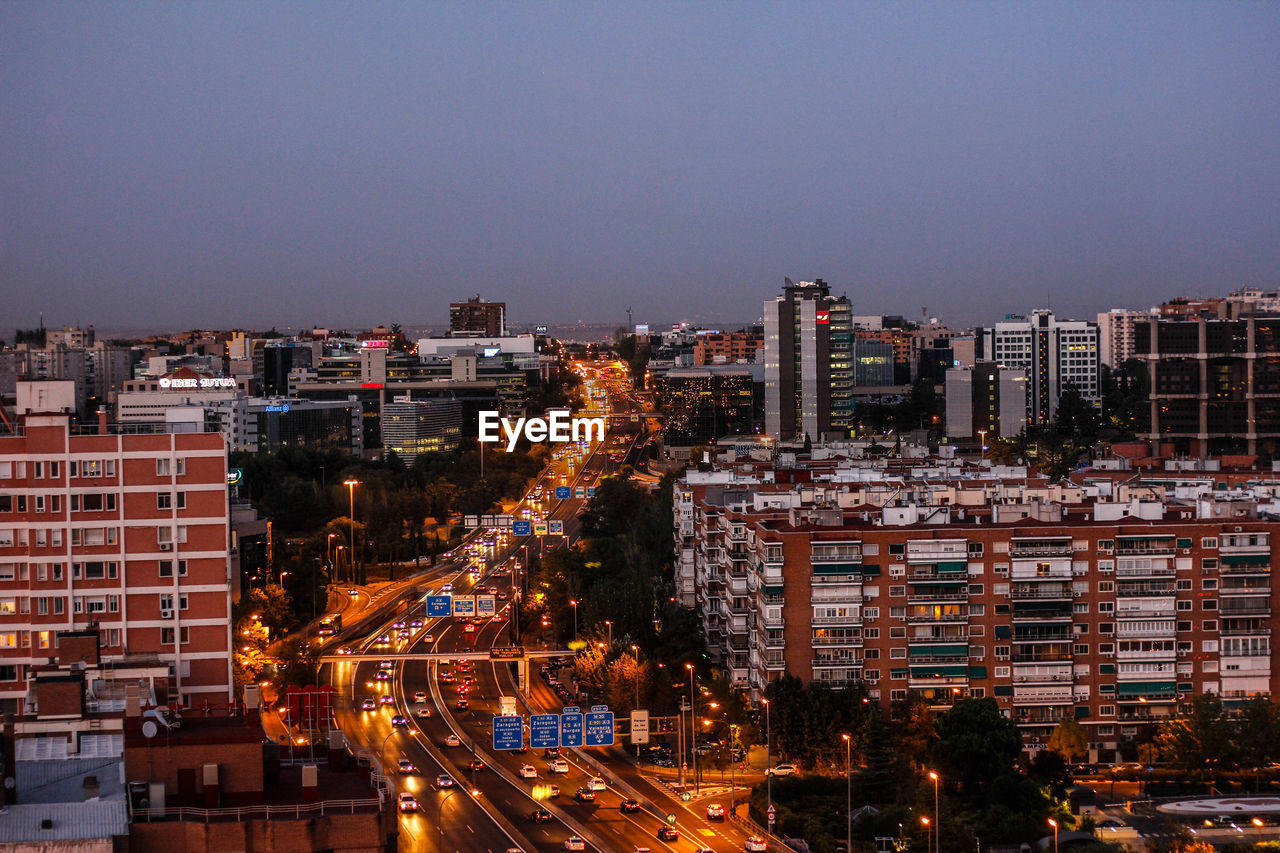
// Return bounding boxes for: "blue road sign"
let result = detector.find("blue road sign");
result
[426,595,451,617]
[585,711,615,746]
[493,715,524,751]
[586,487,596,498]
[548,520,563,536]
[477,595,496,616]
[555,486,571,499]
[513,520,531,536]
[530,714,559,749]
[559,712,584,748]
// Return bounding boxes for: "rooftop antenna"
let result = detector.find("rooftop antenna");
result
[626,307,633,331]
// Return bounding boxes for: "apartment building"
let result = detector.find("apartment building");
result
[0,381,233,712]
[677,462,1277,759]
[693,329,764,365]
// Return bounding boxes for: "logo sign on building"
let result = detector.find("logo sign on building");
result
[492,715,524,751]
[816,310,830,325]
[513,520,531,536]
[559,710,584,748]
[451,596,476,617]
[630,710,650,745]
[533,522,548,536]
[555,486,571,499]
[548,520,563,536]
[226,468,243,486]
[530,714,559,749]
[585,708,615,747]
[476,595,496,616]
[426,595,451,617]
[464,515,480,528]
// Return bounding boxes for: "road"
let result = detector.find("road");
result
[321,361,757,852]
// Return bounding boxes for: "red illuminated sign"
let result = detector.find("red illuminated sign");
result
[816,310,830,325]
[360,382,384,389]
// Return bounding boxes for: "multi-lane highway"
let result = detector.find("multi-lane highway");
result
[319,362,756,852]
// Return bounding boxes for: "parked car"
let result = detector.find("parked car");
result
[768,763,797,776]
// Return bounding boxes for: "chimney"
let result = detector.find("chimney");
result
[96,407,108,434]
[125,684,141,718]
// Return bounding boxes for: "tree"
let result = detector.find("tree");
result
[1234,695,1280,771]
[1048,718,1089,762]
[1156,692,1236,780]
[931,698,1022,794]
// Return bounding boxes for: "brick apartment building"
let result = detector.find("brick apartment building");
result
[692,329,764,366]
[0,381,233,711]
[677,461,1276,759]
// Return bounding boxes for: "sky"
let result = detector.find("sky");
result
[2,2,1278,333]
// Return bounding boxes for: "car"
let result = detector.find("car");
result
[360,698,376,710]
[657,827,678,842]
[549,759,569,774]
[443,551,454,558]
[563,837,586,852]
[374,670,391,681]
[440,583,453,592]
[455,698,470,710]
[587,776,606,791]
[337,646,353,655]
[458,662,473,673]
[469,758,486,772]
[391,714,408,727]
[530,807,553,823]
[392,621,406,630]
[519,764,538,779]
[398,629,411,640]
[374,634,391,646]
[574,787,596,802]
[423,634,435,644]
[397,792,418,812]
[455,684,471,695]
[440,672,456,684]
[379,660,394,669]
[620,798,640,813]
[413,691,427,703]
[380,694,395,705]
[768,763,798,776]
[397,758,415,774]
[461,676,476,685]
[410,619,424,628]
[1097,820,1125,829]
[436,774,455,788]
[706,803,726,820]
[445,734,461,747]
[463,624,477,633]
[745,837,768,852]
[415,707,432,719]
[347,588,359,597]
[542,747,561,758]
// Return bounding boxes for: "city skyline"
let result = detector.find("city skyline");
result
[4,3,1279,330]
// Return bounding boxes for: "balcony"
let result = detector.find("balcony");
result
[812,614,862,626]
[1008,543,1074,558]
[811,659,862,670]
[1012,689,1074,704]
[1115,543,1176,556]
[1219,583,1270,596]
[811,547,862,564]
[907,592,968,604]
[1011,653,1073,663]
[906,611,967,624]
[1220,624,1271,636]
[1115,564,1176,578]
[1220,601,1272,616]
[812,636,864,647]
[1015,710,1069,725]
[1009,586,1073,600]
[811,590,863,604]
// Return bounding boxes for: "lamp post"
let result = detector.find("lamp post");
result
[1048,818,1058,853]
[843,733,852,853]
[569,599,578,644]
[343,479,360,583]
[685,663,698,792]
[977,429,987,460]
[630,644,641,709]
[604,620,612,649]
[929,771,940,853]
[764,698,772,829]
[922,816,931,853]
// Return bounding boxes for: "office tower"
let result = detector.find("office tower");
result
[944,362,1028,440]
[762,278,853,440]
[979,310,1099,426]
[381,397,463,457]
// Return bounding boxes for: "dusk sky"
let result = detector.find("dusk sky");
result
[2,2,1278,332]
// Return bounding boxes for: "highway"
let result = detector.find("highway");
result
[321,361,756,852]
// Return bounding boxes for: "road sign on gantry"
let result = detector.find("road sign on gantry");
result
[426,595,451,617]
[584,709,615,746]
[559,711,584,748]
[476,595,496,616]
[452,596,476,617]
[555,486,571,499]
[548,521,563,536]
[530,714,559,749]
[492,715,524,751]
[629,710,650,745]
[533,522,548,536]
[513,520,531,536]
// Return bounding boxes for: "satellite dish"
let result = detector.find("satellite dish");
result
[141,720,158,739]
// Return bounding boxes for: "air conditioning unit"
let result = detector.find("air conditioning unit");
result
[160,609,173,619]
[158,543,172,552]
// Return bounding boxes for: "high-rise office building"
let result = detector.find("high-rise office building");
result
[381,397,463,457]
[763,278,853,440]
[449,296,506,337]
[978,310,1099,426]
[945,362,1028,440]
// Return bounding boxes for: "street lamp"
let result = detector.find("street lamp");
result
[604,620,612,648]
[630,644,641,709]
[1048,818,1058,853]
[343,479,360,583]
[842,733,852,853]
[763,698,772,830]
[929,771,940,853]
[686,663,698,792]
[921,816,931,853]
[569,599,578,644]
[977,428,987,460]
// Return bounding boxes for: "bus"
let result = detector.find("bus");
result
[317,614,342,637]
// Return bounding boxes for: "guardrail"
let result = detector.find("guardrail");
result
[133,797,384,823]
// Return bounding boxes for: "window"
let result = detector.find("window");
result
[1098,602,1114,613]
[863,648,880,659]
[863,628,879,639]
[0,495,9,512]
[0,564,15,581]
[890,648,907,659]
[1203,599,1217,610]
[1202,640,1219,653]
[1099,643,1114,654]
[995,645,1010,659]
[34,495,45,513]
[969,688,985,698]
[969,584,984,595]
[161,628,175,645]
[107,629,120,647]
[889,543,905,556]
[176,459,186,476]
[1177,600,1192,611]
[0,633,17,649]
[1099,623,1114,634]
[157,493,172,510]
[1202,620,1217,631]
[1202,558,1218,570]
[864,607,879,619]
[180,627,190,644]
[156,459,171,476]
[889,585,905,597]
[1177,579,1192,591]
[1074,602,1089,614]
[0,665,15,681]
[864,669,880,681]
[1075,623,1089,634]
[890,689,907,702]
[889,606,905,618]
[53,597,64,614]
[1074,644,1089,655]
[1177,641,1192,654]
[1202,537,1218,549]
[969,625,985,636]
[995,666,1011,678]
[179,594,188,611]
[176,491,186,510]
[1202,578,1218,590]
[1100,705,1115,717]
[969,603,984,616]
[968,542,984,556]
[890,626,906,638]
